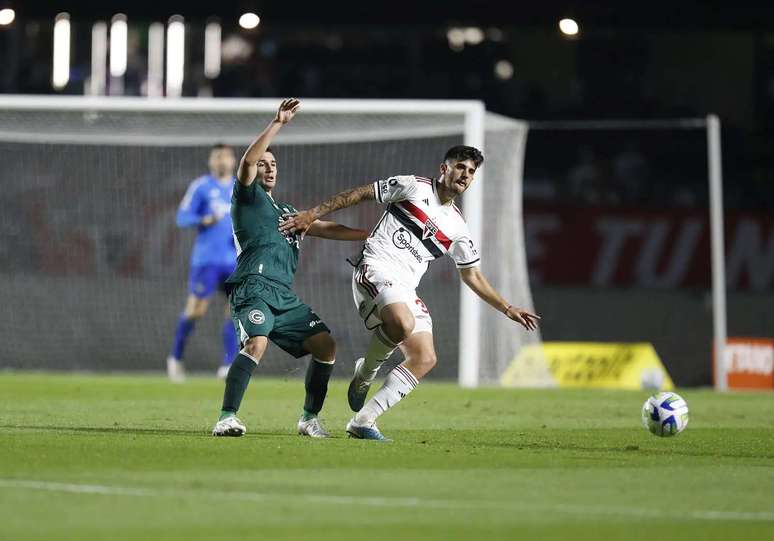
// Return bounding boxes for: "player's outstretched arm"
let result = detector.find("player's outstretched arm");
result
[176,201,204,228]
[176,180,222,228]
[278,184,376,236]
[459,266,540,331]
[305,220,369,241]
[237,98,300,187]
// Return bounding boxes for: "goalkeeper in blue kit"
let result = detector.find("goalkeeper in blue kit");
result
[167,144,240,382]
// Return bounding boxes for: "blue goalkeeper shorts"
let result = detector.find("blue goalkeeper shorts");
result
[188,263,236,299]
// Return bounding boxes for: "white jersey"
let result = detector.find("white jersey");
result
[359,175,480,288]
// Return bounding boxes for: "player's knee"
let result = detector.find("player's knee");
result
[305,333,336,363]
[383,312,415,342]
[242,341,258,357]
[241,337,266,360]
[418,351,437,372]
[316,335,337,363]
[184,299,208,319]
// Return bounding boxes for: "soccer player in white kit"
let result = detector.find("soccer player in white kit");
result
[279,145,540,440]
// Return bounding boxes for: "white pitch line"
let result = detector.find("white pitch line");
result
[0,479,773,523]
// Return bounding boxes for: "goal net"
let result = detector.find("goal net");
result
[0,97,538,384]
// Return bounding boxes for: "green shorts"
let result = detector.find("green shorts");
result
[228,276,330,359]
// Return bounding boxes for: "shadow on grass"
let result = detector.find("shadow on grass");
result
[4,426,772,460]
[0,424,294,438]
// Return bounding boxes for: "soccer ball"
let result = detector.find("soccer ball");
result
[641,392,689,437]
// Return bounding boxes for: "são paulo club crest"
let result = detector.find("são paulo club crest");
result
[422,217,439,240]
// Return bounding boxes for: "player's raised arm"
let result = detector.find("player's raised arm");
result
[237,98,300,186]
[305,220,369,241]
[278,183,376,235]
[459,266,541,331]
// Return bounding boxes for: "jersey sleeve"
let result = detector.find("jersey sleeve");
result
[176,179,206,228]
[232,180,258,204]
[448,228,481,269]
[373,175,419,204]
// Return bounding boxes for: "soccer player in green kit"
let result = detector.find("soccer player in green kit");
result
[212,99,368,438]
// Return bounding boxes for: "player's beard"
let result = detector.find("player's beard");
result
[449,175,468,195]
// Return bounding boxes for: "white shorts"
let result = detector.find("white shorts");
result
[351,263,432,335]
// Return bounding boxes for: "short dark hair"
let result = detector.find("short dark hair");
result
[265,146,276,157]
[444,145,484,168]
[210,143,234,154]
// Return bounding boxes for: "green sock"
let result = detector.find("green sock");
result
[302,410,316,421]
[219,410,235,421]
[220,353,258,418]
[303,358,334,416]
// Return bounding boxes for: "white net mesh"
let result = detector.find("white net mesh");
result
[0,99,536,384]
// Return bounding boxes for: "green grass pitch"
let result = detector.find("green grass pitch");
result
[1,372,772,541]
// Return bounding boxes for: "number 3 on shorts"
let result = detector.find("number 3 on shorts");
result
[415,298,429,314]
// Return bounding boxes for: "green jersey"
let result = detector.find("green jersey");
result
[225,181,301,290]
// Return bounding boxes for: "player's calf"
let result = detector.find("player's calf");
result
[167,296,211,382]
[212,336,267,436]
[348,326,403,411]
[298,332,336,435]
[345,367,412,442]
[346,302,413,411]
[346,332,433,440]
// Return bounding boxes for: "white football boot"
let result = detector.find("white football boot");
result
[297,416,330,438]
[166,356,186,383]
[212,415,246,437]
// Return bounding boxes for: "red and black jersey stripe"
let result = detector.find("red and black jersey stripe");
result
[398,201,452,250]
[387,204,445,259]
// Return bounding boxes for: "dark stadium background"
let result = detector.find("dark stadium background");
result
[0,0,771,384]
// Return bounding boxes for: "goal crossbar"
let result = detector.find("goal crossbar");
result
[0,95,484,115]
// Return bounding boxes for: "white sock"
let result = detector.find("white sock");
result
[354,363,418,426]
[357,326,399,383]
